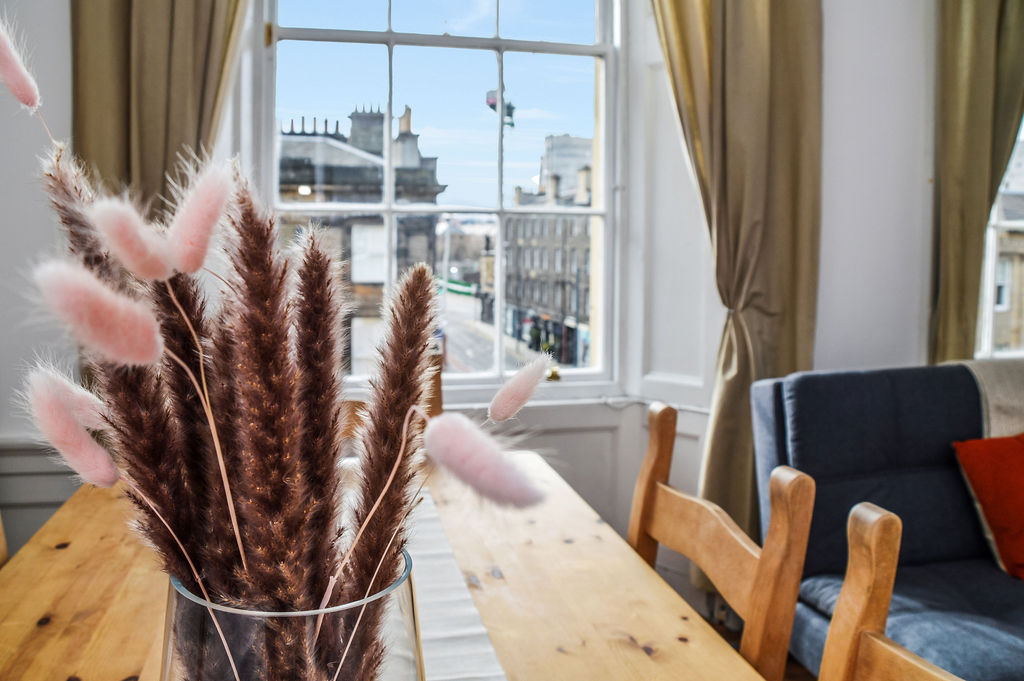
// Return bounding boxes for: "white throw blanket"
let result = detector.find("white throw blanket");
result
[960,358,1024,437]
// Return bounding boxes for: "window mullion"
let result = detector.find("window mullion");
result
[495,47,506,376]
[384,41,396,295]
[274,26,610,59]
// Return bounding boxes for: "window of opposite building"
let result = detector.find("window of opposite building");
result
[977,118,1024,356]
[995,257,1011,311]
[268,0,616,380]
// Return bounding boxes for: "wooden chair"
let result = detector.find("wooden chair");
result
[818,503,965,681]
[627,403,815,681]
[0,510,8,567]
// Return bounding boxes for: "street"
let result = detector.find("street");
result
[350,288,543,375]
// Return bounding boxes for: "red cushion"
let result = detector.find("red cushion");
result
[954,434,1024,579]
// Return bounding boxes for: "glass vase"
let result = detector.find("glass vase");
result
[160,549,423,681]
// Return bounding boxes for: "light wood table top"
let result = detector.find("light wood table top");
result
[0,452,762,681]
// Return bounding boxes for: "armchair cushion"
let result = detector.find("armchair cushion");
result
[797,559,1024,681]
[954,433,1024,579]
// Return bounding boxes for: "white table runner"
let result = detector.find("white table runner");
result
[380,490,508,681]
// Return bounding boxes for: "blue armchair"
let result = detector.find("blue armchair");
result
[751,365,1024,681]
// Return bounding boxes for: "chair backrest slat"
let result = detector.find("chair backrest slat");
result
[0,510,7,567]
[819,502,966,681]
[627,402,815,681]
[646,483,760,615]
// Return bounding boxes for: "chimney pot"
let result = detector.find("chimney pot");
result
[399,106,412,134]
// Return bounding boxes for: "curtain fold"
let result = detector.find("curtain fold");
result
[651,0,822,548]
[71,0,247,208]
[930,0,1024,363]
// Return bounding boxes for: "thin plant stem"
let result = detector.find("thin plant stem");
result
[330,494,425,681]
[202,266,242,297]
[312,477,430,644]
[164,281,211,410]
[313,404,428,643]
[164,347,248,571]
[119,476,242,681]
[35,111,55,146]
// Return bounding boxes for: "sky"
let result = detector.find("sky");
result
[275,0,598,208]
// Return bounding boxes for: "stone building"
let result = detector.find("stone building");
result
[278,106,445,321]
[991,139,1024,351]
[505,134,594,366]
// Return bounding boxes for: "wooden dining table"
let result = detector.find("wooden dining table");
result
[0,452,763,681]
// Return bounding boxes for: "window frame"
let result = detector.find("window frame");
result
[977,218,1024,358]
[256,0,623,401]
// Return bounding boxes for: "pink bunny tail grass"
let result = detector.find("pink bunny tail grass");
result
[423,412,544,508]
[167,164,233,273]
[34,260,164,365]
[488,355,549,422]
[26,366,118,487]
[0,19,39,112]
[90,198,174,281]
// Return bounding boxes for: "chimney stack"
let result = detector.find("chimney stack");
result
[546,173,561,205]
[574,165,591,206]
[399,106,412,134]
[349,108,384,154]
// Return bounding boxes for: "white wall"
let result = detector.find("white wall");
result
[0,0,78,552]
[814,0,936,370]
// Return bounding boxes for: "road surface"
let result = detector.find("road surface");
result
[350,290,542,375]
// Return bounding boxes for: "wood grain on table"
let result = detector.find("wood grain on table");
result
[0,483,166,681]
[428,452,763,681]
[0,453,762,681]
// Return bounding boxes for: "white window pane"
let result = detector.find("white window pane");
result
[393,48,498,207]
[278,0,386,31]
[502,53,598,209]
[392,0,496,37]
[276,42,388,204]
[499,0,596,44]
[351,223,388,283]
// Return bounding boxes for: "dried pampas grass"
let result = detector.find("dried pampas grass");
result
[167,164,233,274]
[12,12,551,674]
[34,259,164,365]
[0,19,39,112]
[25,366,117,487]
[489,355,549,422]
[90,198,174,281]
[424,412,544,508]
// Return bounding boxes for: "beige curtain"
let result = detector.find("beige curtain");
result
[930,0,1024,363]
[651,0,822,545]
[71,0,248,207]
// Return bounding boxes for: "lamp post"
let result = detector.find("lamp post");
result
[574,265,582,367]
